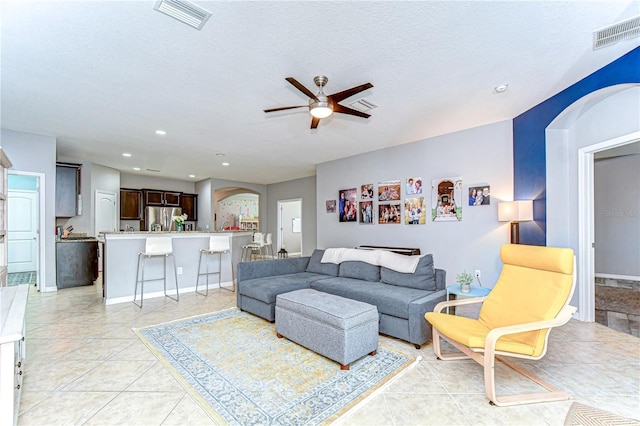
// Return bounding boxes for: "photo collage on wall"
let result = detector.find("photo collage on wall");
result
[359,184,374,224]
[404,177,426,225]
[338,188,357,222]
[327,175,487,224]
[431,177,463,221]
[377,180,401,224]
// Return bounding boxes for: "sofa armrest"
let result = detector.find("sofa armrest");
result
[237,257,310,282]
[435,269,446,291]
[407,289,447,345]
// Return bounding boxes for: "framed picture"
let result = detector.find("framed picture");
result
[360,184,374,200]
[326,200,336,213]
[406,177,424,195]
[359,201,374,224]
[431,177,463,221]
[404,197,426,225]
[377,180,401,201]
[338,188,357,222]
[468,185,491,206]
[378,202,401,224]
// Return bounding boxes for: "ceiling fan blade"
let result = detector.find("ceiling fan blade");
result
[263,105,307,113]
[286,77,319,101]
[310,116,320,129]
[333,104,371,119]
[329,83,373,103]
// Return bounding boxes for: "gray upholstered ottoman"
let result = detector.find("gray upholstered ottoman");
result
[275,288,379,370]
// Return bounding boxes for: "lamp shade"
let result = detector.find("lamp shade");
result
[498,200,533,222]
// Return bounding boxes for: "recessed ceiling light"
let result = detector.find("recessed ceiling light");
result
[494,84,509,93]
[222,162,230,166]
[216,153,225,157]
[133,167,141,171]
[189,174,196,178]
[155,130,167,135]
[122,153,132,157]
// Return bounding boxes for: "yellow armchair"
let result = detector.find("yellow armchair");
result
[425,244,576,406]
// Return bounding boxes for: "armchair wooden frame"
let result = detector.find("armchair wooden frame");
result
[429,255,577,407]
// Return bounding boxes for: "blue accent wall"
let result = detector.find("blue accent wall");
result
[513,46,640,246]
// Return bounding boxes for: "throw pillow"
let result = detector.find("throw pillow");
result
[306,249,339,276]
[339,261,381,282]
[380,254,436,290]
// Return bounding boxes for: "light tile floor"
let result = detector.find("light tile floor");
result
[18,280,640,425]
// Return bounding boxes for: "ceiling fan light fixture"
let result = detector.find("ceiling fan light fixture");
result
[309,96,333,118]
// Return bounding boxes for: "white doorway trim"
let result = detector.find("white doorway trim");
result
[8,170,46,292]
[277,198,303,257]
[577,131,640,321]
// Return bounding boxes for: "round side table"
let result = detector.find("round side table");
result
[446,284,491,314]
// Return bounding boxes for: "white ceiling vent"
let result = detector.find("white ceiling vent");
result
[153,0,211,30]
[348,98,378,113]
[593,16,640,50]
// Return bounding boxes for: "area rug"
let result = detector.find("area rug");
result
[134,308,417,425]
[564,402,640,425]
[7,271,36,286]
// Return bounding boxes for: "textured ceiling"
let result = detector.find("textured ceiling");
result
[1,1,639,184]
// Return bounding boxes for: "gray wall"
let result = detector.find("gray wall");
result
[594,154,640,278]
[55,162,120,237]
[317,120,513,287]
[266,175,317,256]
[1,129,57,290]
[197,178,268,233]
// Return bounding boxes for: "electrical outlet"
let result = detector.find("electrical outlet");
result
[177,267,183,275]
[474,269,481,278]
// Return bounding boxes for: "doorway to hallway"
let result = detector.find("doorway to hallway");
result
[277,199,302,257]
[7,171,45,290]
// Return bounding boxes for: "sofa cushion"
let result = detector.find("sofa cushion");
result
[306,249,339,276]
[312,278,428,319]
[380,254,436,290]
[240,272,328,304]
[339,261,380,282]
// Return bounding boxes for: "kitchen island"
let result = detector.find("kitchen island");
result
[102,231,253,305]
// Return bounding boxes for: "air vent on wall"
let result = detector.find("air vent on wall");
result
[348,98,378,113]
[153,0,212,30]
[593,16,640,50]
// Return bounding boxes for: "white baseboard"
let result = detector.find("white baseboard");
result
[104,280,234,305]
[595,273,640,281]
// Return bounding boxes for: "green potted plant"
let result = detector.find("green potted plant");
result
[456,271,474,293]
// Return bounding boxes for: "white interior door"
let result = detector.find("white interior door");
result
[95,190,117,235]
[8,189,39,273]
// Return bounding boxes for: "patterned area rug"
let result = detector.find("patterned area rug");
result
[564,402,640,425]
[134,308,416,425]
[7,271,36,286]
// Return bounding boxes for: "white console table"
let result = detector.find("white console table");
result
[0,285,28,426]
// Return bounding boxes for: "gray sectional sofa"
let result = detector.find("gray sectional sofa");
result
[237,249,447,348]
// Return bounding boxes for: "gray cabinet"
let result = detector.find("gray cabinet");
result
[56,163,81,217]
[56,240,98,288]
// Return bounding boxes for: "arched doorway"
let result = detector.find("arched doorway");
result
[214,187,260,231]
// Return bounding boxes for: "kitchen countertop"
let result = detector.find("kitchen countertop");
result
[57,237,99,243]
[101,230,253,235]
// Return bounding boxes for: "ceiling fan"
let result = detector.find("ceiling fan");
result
[264,76,373,129]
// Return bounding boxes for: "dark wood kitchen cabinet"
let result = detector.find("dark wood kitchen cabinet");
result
[56,163,81,217]
[120,189,142,220]
[143,189,181,207]
[180,193,198,221]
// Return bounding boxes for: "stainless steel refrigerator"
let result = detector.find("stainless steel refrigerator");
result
[145,207,182,231]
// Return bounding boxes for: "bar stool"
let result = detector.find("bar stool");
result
[264,233,274,259]
[133,237,179,308]
[241,232,264,261]
[196,235,233,295]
